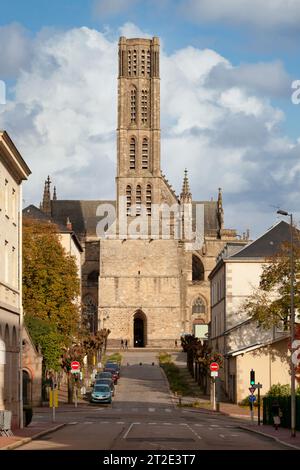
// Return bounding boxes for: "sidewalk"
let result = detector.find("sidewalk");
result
[0,420,65,451]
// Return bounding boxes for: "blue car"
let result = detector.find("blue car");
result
[90,384,112,404]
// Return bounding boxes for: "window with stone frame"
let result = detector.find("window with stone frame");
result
[126,185,132,216]
[142,138,149,169]
[192,297,206,315]
[133,49,137,76]
[146,184,152,216]
[192,255,204,281]
[136,185,142,216]
[130,87,137,123]
[128,49,132,76]
[83,295,97,333]
[141,49,145,76]
[141,89,148,125]
[129,137,136,169]
[146,50,151,76]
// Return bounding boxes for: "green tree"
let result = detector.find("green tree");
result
[244,240,300,329]
[23,218,81,373]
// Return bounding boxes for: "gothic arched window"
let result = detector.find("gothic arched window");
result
[142,138,149,169]
[83,295,97,333]
[130,87,136,123]
[130,138,136,169]
[126,185,132,216]
[141,89,148,124]
[192,297,206,315]
[192,255,204,281]
[146,184,152,216]
[136,185,142,216]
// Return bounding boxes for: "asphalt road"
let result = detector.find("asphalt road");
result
[17,352,289,451]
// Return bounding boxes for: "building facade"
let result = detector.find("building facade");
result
[0,130,31,428]
[209,221,293,403]
[39,37,246,348]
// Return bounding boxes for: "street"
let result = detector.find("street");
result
[17,352,289,451]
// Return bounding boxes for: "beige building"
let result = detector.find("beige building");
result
[0,130,31,428]
[209,221,292,403]
[38,37,246,347]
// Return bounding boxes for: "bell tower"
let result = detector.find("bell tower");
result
[116,37,162,225]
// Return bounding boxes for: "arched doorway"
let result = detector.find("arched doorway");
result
[133,311,147,348]
[23,369,32,405]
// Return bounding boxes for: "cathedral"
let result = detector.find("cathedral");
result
[39,37,246,348]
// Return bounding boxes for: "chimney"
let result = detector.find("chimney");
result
[66,217,73,231]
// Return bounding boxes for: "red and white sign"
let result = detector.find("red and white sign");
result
[71,361,80,370]
[249,387,256,394]
[210,362,219,372]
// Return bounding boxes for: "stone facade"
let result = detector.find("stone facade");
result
[42,37,245,348]
[0,130,31,428]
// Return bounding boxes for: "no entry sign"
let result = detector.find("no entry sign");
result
[71,361,80,370]
[210,362,219,372]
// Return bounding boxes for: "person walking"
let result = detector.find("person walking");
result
[121,339,124,350]
[125,339,128,349]
[271,400,281,431]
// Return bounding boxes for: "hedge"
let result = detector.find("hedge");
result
[263,396,300,430]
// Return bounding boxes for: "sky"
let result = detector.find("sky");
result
[1,0,300,238]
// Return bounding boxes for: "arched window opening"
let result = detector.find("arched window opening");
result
[192,255,204,281]
[128,50,132,76]
[87,270,99,287]
[126,185,132,216]
[192,297,206,315]
[141,90,148,124]
[141,49,145,76]
[146,184,152,216]
[136,185,142,216]
[130,138,136,169]
[142,138,149,169]
[130,88,136,123]
[146,50,151,76]
[133,49,137,76]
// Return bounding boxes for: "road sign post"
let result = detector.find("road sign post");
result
[210,363,220,411]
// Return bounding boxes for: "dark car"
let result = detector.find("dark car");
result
[96,371,113,380]
[105,362,120,378]
[104,368,118,384]
[90,384,112,404]
[95,378,115,396]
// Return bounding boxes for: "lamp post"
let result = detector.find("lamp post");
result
[277,209,296,437]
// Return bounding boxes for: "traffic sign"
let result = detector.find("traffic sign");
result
[249,387,256,394]
[71,361,80,370]
[253,384,262,389]
[210,362,219,372]
[211,371,218,377]
[248,395,256,402]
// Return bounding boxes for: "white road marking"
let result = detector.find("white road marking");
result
[148,423,157,425]
[194,424,203,427]
[117,422,125,424]
[165,409,172,413]
[210,424,220,427]
[100,421,109,424]
[131,408,138,412]
[83,422,93,425]
[231,434,239,437]
[186,423,202,440]
[219,434,225,438]
[123,422,140,439]
[180,423,188,426]
[149,408,155,412]
[163,423,171,425]
[68,422,78,425]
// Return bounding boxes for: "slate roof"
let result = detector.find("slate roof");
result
[230,220,297,259]
[23,204,83,252]
[51,200,116,238]
[50,199,220,239]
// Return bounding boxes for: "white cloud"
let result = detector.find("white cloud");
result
[0,23,32,78]
[0,23,299,237]
[182,0,300,30]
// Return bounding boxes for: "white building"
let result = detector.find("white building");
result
[209,221,292,403]
[0,130,31,428]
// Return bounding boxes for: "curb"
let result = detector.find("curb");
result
[159,365,178,409]
[238,425,300,450]
[0,423,66,451]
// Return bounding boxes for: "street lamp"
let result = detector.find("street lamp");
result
[277,209,296,437]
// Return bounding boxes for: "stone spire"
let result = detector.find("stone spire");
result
[41,175,52,216]
[53,186,57,201]
[217,187,224,231]
[180,169,192,204]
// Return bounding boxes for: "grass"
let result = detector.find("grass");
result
[158,352,197,397]
[103,352,122,365]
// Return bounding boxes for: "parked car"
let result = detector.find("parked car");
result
[90,384,112,404]
[103,367,118,384]
[95,378,115,396]
[105,362,120,378]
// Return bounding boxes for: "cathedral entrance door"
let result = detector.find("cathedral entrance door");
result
[133,311,146,347]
